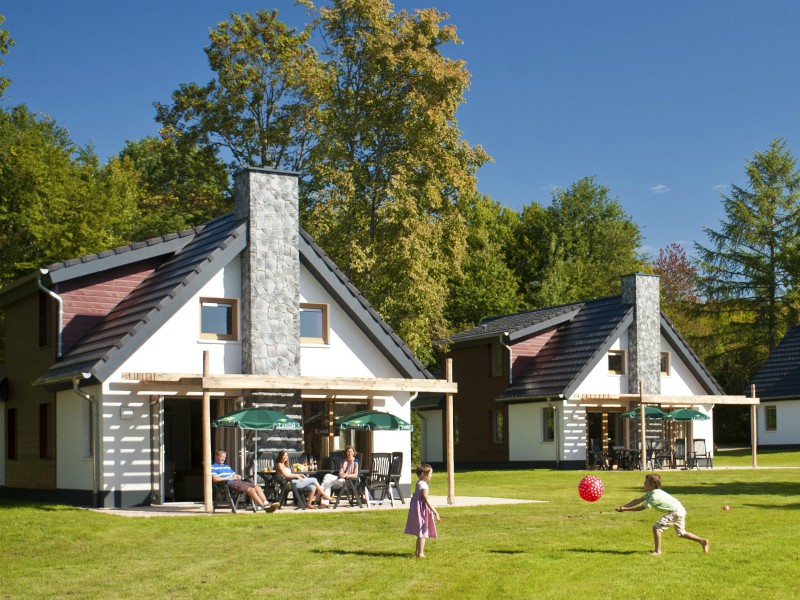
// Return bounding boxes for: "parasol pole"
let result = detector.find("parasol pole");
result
[202,351,213,513]
[639,382,646,471]
[445,358,455,505]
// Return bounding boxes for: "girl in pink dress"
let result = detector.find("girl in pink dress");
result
[404,463,442,558]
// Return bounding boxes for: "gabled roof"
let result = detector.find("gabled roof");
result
[33,212,431,388]
[748,325,800,399]
[38,212,246,386]
[495,296,633,401]
[450,294,724,403]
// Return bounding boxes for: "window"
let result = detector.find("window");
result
[542,406,555,442]
[39,403,54,459]
[38,291,51,348]
[491,410,504,443]
[660,352,671,375]
[7,408,17,460]
[765,406,777,432]
[490,344,503,378]
[199,298,238,340]
[454,413,460,446]
[608,350,625,374]
[300,303,329,344]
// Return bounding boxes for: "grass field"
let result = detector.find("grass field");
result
[2,462,799,599]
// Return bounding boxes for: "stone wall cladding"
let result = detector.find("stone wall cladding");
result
[235,168,302,451]
[621,273,661,395]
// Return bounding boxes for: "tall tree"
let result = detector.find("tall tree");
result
[302,0,489,364]
[512,176,643,308]
[155,10,323,171]
[0,15,13,98]
[446,194,523,332]
[695,138,800,391]
[119,136,231,240]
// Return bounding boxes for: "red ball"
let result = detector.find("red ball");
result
[578,475,604,502]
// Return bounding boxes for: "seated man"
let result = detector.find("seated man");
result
[212,449,280,513]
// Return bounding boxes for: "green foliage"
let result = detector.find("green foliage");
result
[119,136,231,239]
[155,10,323,171]
[512,176,644,308]
[445,194,523,331]
[0,15,13,97]
[695,138,800,391]
[0,105,142,286]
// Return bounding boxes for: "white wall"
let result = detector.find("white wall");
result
[758,401,800,446]
[56,386,98,491]
[418,409,443,463]
[508,402,558,462]
[573,331,629,397]
[300,269,413,485]
[660,338,709,396]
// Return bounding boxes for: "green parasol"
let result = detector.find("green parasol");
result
[664,408,710,421]
[334,409,413,431]
[620,406,668,419]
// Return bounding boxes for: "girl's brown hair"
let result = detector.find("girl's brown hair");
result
[645,473,662,488]
[416,463,433,479]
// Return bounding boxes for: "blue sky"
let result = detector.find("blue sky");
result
[3,1,800,257]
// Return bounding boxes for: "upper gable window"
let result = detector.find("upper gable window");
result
[300,303,329,345]
[200,298,238,341]
[660,352,671,375]
[608,350,625,375]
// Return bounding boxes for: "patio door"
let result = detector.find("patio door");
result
[586,410,624,455]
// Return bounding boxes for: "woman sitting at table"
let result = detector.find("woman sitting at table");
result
[275,450,333,509]
[321,445,360,499]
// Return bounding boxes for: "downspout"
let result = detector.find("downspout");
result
[548,397,561,470]
[500,333,513,385]
[72,373,100,508]
[37,269,63,358]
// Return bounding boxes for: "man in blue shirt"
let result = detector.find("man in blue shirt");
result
[212,449,279,512]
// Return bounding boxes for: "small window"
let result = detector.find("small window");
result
[454,413,460,446]
[39,403,54,459]
[490,344,503,378]
[765,406,777,432]
[7,408,17,460]
[491,410,504,443]
[542,406,555,442]
[608,350,625,374]
[200,298,238,340]
[660,352,671,375]
[300,303,329,344]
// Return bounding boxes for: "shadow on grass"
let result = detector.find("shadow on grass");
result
[567,548,640,555]
[661,481,800,497]
[313,549,408,558]
[488,549,525,554]
[744,502,800,510]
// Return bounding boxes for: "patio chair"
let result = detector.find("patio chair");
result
[692,439,713,469]
[672,439,688,469]
[363,452,393,507]
[333,458,364,509]
[652,440,672,469]
[212,480,257,514]
[388,451,405,504]
[589,439,608,470]
[328,451,344,472]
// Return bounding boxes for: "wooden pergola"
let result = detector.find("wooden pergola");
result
[577,383,760,470]
[122,355,458,511]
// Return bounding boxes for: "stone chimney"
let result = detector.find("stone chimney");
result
[621,273,661,395]
[235,167,302,451]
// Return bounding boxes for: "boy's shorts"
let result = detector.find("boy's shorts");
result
[654,511,687,535]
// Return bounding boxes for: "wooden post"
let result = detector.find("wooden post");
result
[639,382,647,471]
[201,351,213,513]
[445,358,455,505]
[751,384,758,468]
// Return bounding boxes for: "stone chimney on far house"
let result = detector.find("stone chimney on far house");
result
[234,167,302,450]
[621,273,661,395]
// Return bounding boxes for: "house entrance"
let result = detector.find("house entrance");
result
[302,400,369,467]
[586,410,624,455]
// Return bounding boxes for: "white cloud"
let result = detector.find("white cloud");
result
[650,184,670,194]
[712,184,730,193]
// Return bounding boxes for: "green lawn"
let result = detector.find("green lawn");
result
[3,466,799,599]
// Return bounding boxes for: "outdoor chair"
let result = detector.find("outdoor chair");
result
[328,451,344,472]
[388,451,405,504]
[363,452,393,507]
[652,440,672,469]
[269,472,310,510]
[692,439,713,469]
[333,458,364,509]
[589,439,608,470]
[672,439,688,469]
[212,480,257,514]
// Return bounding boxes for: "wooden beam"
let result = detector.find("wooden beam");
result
[201,353,213,514]
[445,358,455,505]
[576,394,758,406]
[121,372,457,394]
